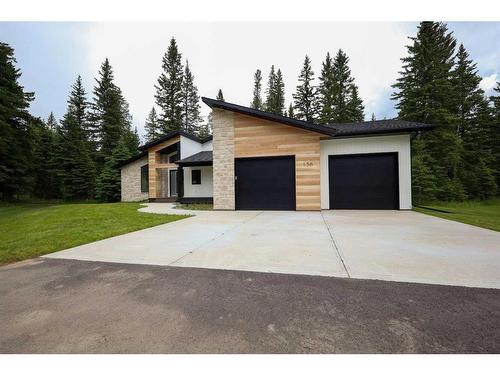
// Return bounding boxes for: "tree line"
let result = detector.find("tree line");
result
[250,50,365,123]
[392,22,499,202]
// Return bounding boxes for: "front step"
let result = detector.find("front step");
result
[149,197,177,203]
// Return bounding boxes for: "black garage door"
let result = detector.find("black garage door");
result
[235,156,295,210]
[329,153,399,209]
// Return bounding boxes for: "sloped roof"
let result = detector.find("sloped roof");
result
[176,151,213,166]
[139,130,212,151]
[201,97,435,137]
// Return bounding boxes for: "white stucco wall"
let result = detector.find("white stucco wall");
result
[183,166,213,198]
[180,136,203,158]
[320,134,412,210]
[201,140,213,151]
[120,156,149,202]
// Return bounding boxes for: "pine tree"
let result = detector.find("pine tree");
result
[318,52,335,124]
[265,65,276,112]
[95,137,133,202]
[197,120,211,138]
[392,22,464,201]
[331,49,364,123]
[216,89,224,101]
[0,42,34,200]
[92,59,125,161]
[452,44,497,199]
[181,60,201,134]
[251,69,263,109]
[293,55,318,122]
[32,116,61,199]
[346,85,364,121]
[155,38,184,133]
[490,82,500,188]
[144,107,160,142]
[371,113,376,121]
[60,77,96,200]
[288,103,295,118]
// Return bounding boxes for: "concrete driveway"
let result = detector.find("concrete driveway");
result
[46,204,500,289]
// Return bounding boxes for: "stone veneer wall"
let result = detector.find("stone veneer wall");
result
[121,156,149,202]
[212,109,235,210]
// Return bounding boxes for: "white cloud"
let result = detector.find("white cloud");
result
[83,22,413,137]
[479,73,498,96]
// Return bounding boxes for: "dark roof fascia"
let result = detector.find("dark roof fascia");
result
[118,151,148,168]
[177,161,213,167]
[139,130,207,151]
[329,127,435,138]
[202,97,337,137]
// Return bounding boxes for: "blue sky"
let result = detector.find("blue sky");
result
[1,22,499,139]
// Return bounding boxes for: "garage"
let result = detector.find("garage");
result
[329,153,399,209]
[235,156,296,210]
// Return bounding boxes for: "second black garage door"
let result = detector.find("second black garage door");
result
[235,156,295,210]
[329,153,399,209]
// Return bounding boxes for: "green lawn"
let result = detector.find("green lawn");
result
[0,202,187,265]
[414,198,500,232]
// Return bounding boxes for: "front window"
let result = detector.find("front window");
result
[192,169,201,185]
[141,164,149,192]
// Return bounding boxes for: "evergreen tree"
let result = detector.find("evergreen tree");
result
[144,107,160,142]
[392,22,464,201]
[32,116,61,199]
[95,137,133,202]
[155,38,184,133]
[318,52,335,124]
[293,55,318,122]
[92,59,126,162]
[197,120,211,138]
[452,44,497,198]
[265,65,276,112]
[251,69,263,109]
[0,42,34,200]
[371,113,376,121]
[60,77,96,200]
[181,60,201,134]
[288,103,295,118]
[331,49,363,122]
[346,85,364,121]
[490,82,500,188]
[216,89,224,101]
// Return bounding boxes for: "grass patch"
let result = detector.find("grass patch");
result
[0,202,187,265]
[174,203,213,210]
[414,198,500,231]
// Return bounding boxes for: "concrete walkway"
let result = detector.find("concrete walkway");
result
[45,203,500,289]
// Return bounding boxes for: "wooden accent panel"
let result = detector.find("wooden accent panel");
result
[234,113,321,210]
[148,136,180,199]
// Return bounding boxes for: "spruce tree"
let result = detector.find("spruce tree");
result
[490,82,500,188]
[346,85,364,121]
[452,43,497,199]
[293,55,318,122]
[216,89,224,101]
[0,42,34,200]
[331,49,363,122]
[392,22,464,201]
[46,111,58,130]
[251,69,263,109]
[155,38,184,133]
[264,65,276,112]
[144,107,160,142]
[318,52,335,124]
[60,77,96,200]
[92,59,125,163]
[181,60,201,134]
[288,103,295,118]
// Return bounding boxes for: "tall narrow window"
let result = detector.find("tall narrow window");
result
[192,169,201,185]
[141,164,149,192]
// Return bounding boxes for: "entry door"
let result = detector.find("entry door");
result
[235,156,296,210]
[169,170,177,197]
[329,153,399,209]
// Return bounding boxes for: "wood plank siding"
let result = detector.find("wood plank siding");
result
[233,113,322,210]
[148,135,179,199]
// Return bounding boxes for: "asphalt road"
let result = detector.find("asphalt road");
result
[1,258,499,353]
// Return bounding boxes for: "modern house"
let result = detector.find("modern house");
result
[120,97,434,210]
